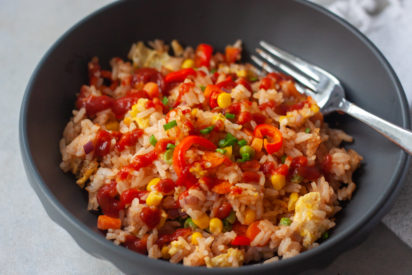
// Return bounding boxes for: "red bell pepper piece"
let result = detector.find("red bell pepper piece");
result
[164,68,196,84]
[194,43,213,68]
[173,136,217,177]
[254,124,283,154]
[231,236,251,246]
[225,46,241,64]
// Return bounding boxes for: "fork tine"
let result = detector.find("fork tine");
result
[260,41,320,82]
[251,55,320,100]
[256,48,317,91]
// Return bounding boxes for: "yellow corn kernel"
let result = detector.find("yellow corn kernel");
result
[223,146,232,158]
[191,232,203,245]
[146,178,161,191]
[236,69,247,78]
[135,117,149,129]
[123,117,132,126]
[209,218,223,235]
[146,191,163,206]
[212,114,225,124]
[310,104,319,113]
[191,108,198,117]
[105,121,119,131]
[192,214,210,229]
[244,209,256,225]
[288,192,299,211]
[279,115,287,122]
[217,92,232,108]
[271,174,286,191]
[161,245,170,259]
[250,138,263,152]
[157,210,168,229]
[181,59,194,69]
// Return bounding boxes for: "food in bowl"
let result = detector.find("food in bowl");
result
[59,40,362,267]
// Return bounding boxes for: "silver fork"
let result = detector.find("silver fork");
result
[252,40,412,155]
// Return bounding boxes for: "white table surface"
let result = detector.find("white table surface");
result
[1,0,411,274]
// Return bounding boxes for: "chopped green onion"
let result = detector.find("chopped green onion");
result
[305,127,311,133]
[218,133,238,148]
[149,135,157,146]
[280,155,287,164]
[225,113,235,120]
[216,148,227,155]
[163,120,177,131]
[200,85,206,91]
[322,231,329,240]
[237,139,247,147]
[200,126,214,135]
[223,220,232,232]
[225,211,236,224]
[184,217,197,230]
[210,68,217,74]
[162,96,169,106]
[279,217,292,226]
[291,174,303,184]
[249,76,258,82]
[166,143,175,150]
[239,145,255,159]
[163,149,174,164]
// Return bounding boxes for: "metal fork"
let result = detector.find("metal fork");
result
[252,40,412,155]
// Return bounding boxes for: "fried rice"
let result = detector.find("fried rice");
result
[59,39,362,267]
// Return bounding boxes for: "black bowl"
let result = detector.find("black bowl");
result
[20,0,410,274]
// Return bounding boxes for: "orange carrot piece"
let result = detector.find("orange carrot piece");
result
[202,151,225,168]
[97,215,122,230]
[212,181,232,194]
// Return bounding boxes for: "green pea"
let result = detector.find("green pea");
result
[225,211,236,224]
[279,217,292,226]
[184,218,197,230]
[239,145,255,159]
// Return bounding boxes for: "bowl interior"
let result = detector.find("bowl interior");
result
[21,0,409,273]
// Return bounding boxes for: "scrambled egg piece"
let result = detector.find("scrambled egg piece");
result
[205,248,244,267]
[293,192,328,248]
[128,41,170,70]
[124,98,150,129]
[169,238,191,256]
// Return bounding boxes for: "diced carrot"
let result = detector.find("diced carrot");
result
[97,215,122,230]
[246,221,261,241]
[202,151,225,168]
[212,181,232,194]
[143,82,160,98]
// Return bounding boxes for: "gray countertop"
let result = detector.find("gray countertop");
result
[1,0,411,274]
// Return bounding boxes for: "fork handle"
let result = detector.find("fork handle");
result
[339,99,412,155]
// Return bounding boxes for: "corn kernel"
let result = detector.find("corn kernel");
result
[135,117,149,129]
[310,104,319,113]
[146,191,163,206]
[279,115,287,122]
[191,108,198,117]
[223,146,232,158]
[288,192,299,211]
[217,92,232,108]
[123,117,132,126]
[181,59,194,69]
[105,121,119,131]
[212,114,225,124]
[271,174,286,191]
[157,209,168,228]
[192,214,210,229]
[191,232,203,245]
[146,178,161,191]
[250,138,263,153]
[161,245,170,259]
[244,209,256,225]
[236,69,247,78]
[209,218,223,235]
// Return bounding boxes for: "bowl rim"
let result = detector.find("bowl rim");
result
[19,0,411,273]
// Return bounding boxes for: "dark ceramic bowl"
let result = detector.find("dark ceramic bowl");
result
[20,0,410,274]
